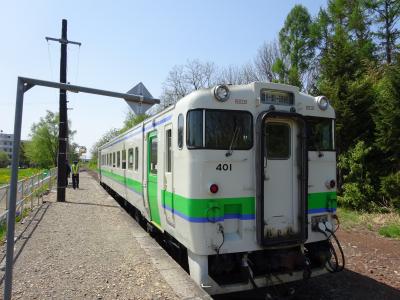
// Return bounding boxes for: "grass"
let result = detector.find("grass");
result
[0,168,44,186]
[337,207,400,239]
[378,224,400,238]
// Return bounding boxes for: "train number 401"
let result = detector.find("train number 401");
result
[216,163,232,171]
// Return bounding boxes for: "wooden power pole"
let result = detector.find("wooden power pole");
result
[46,19,81,202]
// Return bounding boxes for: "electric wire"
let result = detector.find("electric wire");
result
[318,222,345,273]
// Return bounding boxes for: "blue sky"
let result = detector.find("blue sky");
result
[0,0,326,154]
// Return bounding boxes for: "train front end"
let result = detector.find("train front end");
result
[175,82,342,294]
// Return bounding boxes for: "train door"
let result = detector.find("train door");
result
[122,146,128,200]
[147,131,161,227]
[263,119,299,238]
[163,125,175,226]
[256,112,307,246]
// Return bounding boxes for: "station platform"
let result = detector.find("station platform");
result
[0,172,210,299]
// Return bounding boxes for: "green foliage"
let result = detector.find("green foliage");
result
[120,112,149,133]
[276,4,316,88]
[365,0,400,63]
[373,63,400,161]
[379,172,400,209]
[91,111,149,164]
[378,224,400,238]
[90,128,120,163]
[0,168,44,185]
[25,111,76,168]
[338,141,376,209]
[0,151,10,168]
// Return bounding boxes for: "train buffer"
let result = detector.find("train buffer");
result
[0,172,210,299]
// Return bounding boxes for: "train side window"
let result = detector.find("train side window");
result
[187,110,203,148]
[109,153,111,166]
[166,129,172,172]
[122,150,126,169]
[117,151,121,168]
[135,147,139,171]
[178,114,184,149]
[150,138,158,175]
[113,152,116,167]
[128,148,134,170]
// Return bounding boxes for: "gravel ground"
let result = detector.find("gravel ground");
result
[0,172,207,299]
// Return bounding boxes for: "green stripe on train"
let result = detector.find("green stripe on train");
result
[101,169,142,193]
[162,190,255,219]
[308,192,337,210]
[100,169,336,217]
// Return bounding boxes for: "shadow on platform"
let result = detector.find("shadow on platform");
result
[214,269,400,300]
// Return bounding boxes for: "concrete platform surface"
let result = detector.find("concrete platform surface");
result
[0,172,211,299]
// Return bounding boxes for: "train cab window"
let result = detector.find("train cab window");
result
[205,110,252,149]
[128,148,134,170]
[306,117,334,151]
[117,151,121,168]
[178,114,184,149]
[122,150,126,169]
[166,129,172,172]
[150,138,158,174]
[187,109,253,149]
[187,110,203,148]
[112,152,116,167]
[135,147,139,171]
[265,123,291,159]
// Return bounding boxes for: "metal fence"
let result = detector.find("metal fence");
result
[0,168,57,224]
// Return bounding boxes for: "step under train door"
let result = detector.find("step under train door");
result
[256,111,308,247]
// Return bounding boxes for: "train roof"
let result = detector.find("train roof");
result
[99,82,335,150]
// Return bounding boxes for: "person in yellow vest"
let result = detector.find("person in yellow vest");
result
[71,160,80,189]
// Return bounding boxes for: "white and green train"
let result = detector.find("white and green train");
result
[98,82,341,295]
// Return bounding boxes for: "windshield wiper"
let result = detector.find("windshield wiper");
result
[226,127,240,157]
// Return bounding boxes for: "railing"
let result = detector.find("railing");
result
[0,168,57,223]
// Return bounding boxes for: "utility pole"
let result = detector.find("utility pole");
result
[46,19,81,202]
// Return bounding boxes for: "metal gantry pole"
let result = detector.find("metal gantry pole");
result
[4,78,25,300]
[3,76,160,300]
[57,19,68,202]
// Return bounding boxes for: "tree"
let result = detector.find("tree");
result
[19,141,30,168]
[277,4,317,88]
[120,111,149,133]
[317,0,376,153]
[25,111,75,168]
[254,40,284,82]
[366,0,400,64]
[90,128,120,163]
[373,62,400,165]
[161,59,217,105]
[0,151,10,168]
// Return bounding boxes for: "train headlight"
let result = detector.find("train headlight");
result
[325,179,336,189]
[213,85,230,102]
[316,96,329,111]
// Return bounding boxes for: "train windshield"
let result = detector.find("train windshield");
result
[187,109,253,150]
[306,117,334,151]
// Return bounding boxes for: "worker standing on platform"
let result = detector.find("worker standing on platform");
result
[71,160,80,189]
[66,160,71,187]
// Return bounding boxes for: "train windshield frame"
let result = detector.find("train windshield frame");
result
[186,109,253,150]
[306,117,335,151]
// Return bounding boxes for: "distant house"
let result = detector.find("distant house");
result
[0,132,13,159]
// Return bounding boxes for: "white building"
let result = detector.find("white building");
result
[0,132,13,159]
